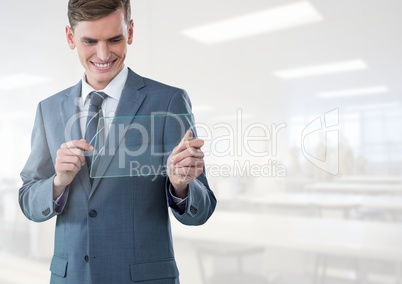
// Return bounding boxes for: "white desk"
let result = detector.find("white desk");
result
[241,193,402,212]
[335,176,402,184]
[172,211,402,262]
[303,182,402,195]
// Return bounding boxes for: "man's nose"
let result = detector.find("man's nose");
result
[97,42,111,61]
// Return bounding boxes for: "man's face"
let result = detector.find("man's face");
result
[66,8,133,90]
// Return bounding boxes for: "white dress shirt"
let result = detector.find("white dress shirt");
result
[79,66,127,138]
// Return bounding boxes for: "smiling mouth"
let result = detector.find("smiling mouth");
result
[92,60,115,70]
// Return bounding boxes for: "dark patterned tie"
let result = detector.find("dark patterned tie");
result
[85,91,107,170]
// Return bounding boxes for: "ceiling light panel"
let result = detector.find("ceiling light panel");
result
[181,1,323,45]
[273,60,367,79]
[346,102,400,111]
[317,86,389,98]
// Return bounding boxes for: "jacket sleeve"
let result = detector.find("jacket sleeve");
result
[18,103,67,222]
[164,89,217,225]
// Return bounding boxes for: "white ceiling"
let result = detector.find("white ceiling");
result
[1,0,402,122]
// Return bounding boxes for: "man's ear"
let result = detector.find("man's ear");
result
[127,19,134,45]
[65,26,76,50]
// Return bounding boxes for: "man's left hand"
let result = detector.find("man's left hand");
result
[167,130,205,198]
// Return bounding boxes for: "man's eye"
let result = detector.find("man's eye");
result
[83,40,96,45]
[110,38,122,43]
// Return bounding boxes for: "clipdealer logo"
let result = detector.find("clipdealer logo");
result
[62,107,340,178]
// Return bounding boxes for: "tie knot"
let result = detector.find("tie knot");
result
[89,91,107,107]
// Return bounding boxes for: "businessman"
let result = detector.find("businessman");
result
[18,0,216,283]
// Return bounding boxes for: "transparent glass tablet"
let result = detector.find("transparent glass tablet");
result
[89,112,194,178]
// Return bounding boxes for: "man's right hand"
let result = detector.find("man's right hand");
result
[53,139,93,198]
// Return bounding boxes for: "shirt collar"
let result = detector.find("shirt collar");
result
[81,66,128,104]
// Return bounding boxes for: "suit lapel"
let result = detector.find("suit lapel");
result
[90,70,146,197]
[59,82,92,197]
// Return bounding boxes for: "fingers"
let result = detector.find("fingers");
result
[172,130,202,153]
[54,140,91,188]
[61,139,93,152]
[55,158,83,176]
[172,142,204,163]
[169,131,205,183]
[58,139,91,166]
[56,154,85,169]
[170,143,204,167]
[167,130,206,190]
[170,165,204,178]
[177,129,192,148]
[56,139,91,171]
[171,149,204,167]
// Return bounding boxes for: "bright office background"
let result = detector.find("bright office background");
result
[1,1,402,284]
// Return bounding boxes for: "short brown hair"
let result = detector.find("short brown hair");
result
[68,0,131,29]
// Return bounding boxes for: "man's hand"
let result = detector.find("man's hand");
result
[167,130,205,198]
[53,139,93,198]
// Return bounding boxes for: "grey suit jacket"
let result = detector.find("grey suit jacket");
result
[19,69,217,284]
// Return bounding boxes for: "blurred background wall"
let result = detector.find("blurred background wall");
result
[1,1,402,283]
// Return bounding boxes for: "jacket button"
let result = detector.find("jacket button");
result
[89,210,97,218]
[84,255,89,262]
[190,205,198,214]
[42,207,51,216]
